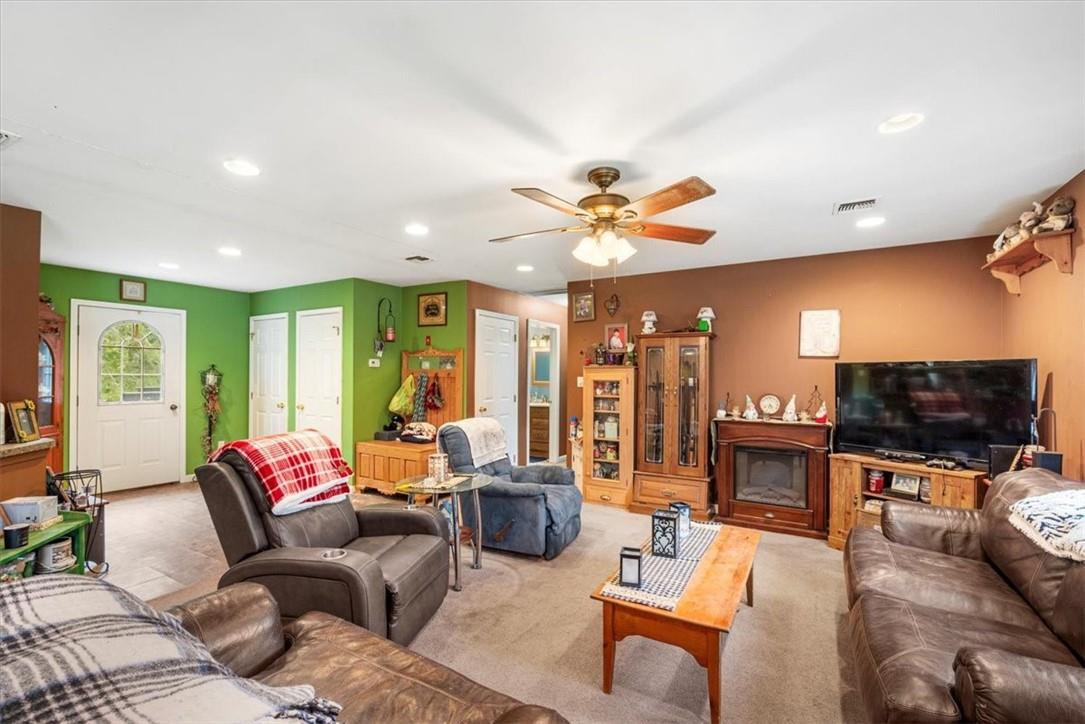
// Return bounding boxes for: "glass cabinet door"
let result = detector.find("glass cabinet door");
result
[642,345,666,465]
[590,376,622,483]
[677,343,701,469]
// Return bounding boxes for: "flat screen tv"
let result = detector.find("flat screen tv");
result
[835,359,1036,468]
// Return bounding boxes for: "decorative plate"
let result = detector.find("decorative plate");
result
[758,394,781,416]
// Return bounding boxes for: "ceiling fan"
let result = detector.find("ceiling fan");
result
[490,166,716,267]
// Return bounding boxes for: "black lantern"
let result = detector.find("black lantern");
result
[651,509,680,558]
[669,501,692,539]
[619,546,642,587]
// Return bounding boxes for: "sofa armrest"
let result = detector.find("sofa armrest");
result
[494,704,571,724]
[356,503,449,541]
[480,478,547,497]
[881,501,985,560]
[510,465,575,486]
[954,647,1085,723]
[166,582,284,677]
[220,546,388,638]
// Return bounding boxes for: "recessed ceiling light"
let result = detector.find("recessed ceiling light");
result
[855,216,886,229]
[223,157,260,176]
[877,113,925,134]
[404,222,429,236]
[217,246,242,257]
[516,264,534,272]
[158,262,180,270]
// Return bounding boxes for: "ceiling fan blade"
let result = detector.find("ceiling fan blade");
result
[626,222,716,245]
[489,225,589,243]
[617,177,716,219]
[512,188,592,218]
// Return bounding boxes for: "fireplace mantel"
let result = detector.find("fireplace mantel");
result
[714,418,830,538]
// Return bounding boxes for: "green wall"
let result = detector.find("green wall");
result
[38,264,250,474]
[399,281,469,411]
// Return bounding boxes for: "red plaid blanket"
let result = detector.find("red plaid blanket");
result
[212,430,352,515]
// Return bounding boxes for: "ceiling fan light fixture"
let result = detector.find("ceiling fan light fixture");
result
[612,236,637,263]
[573,236,609,267]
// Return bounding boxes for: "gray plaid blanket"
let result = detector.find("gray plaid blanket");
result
[0,576,340,723]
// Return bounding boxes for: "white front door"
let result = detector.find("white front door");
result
[249,314,288,438]
[475,310,518,464]
[74,302,184,491]
[295,307,343,445]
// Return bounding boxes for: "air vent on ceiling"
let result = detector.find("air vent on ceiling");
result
[0,130,22,150]
[405,255,433,263]
[833,197,878,215]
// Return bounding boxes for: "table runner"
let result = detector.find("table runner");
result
[600,521,722,611]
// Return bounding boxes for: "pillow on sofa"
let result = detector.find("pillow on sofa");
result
[0,576,340,724]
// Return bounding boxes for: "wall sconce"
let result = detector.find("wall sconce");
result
[376,297,395,356]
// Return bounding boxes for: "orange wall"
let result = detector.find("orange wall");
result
[0,204,42,403]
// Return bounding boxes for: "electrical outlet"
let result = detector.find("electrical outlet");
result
[368,358,381,368]
[576,376,584,388]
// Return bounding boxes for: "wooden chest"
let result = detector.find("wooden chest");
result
[355,440,436,494]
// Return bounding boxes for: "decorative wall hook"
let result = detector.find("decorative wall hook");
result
[604,293,620,317]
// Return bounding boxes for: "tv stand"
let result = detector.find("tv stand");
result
[827,452,986,550]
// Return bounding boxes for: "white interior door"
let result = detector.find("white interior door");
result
[249,314,288,438]
[74,302,184,491]
[475,310,518,464]
[295,307,343,445]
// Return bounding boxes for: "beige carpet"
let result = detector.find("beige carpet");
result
[107,483,863,722]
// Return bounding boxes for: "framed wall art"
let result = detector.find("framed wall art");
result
[417,292,448,326]
[799,309,840,357]
[572,291,595,322]
[120,279,147,302]
[604,323,628,351]
[5,400,40,443]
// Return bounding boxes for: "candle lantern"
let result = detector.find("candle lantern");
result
[619,546,642,587]
[669,501,692,539]
[651,508,680,558]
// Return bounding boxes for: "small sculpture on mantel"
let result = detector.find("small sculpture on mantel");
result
[814,401,829,424]
[782,394,798,422]
[742,395,759,421]
[804,385,825,423]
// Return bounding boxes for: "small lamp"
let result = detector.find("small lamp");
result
[697,307,716,332]
[619,546,642,587]
[669,501,692,539]
[651,508,681,558]
[641,311,658,335]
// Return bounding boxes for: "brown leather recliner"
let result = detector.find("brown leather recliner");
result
[844,468,1085,723]
[168,582,568,723]
[195,450,449,645]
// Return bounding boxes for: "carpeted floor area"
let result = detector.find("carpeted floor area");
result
[106,482,863,723]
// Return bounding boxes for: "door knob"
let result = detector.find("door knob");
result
[296,403,305,411]
[479,406,488,413]
[276,402,286,409]
[169,403,178,411]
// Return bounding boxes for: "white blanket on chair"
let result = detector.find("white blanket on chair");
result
[440,417,507,468]
[1009,489,1085,562]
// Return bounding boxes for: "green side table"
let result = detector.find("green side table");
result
[1,510,92,578]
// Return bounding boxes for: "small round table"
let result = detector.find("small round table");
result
[396,473,495,591]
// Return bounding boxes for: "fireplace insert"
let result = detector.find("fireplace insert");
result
[734,446,808,509]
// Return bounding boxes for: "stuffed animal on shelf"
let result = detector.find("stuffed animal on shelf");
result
[1034,195,1076,233]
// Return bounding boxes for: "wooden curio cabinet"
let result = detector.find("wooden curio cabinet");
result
[581,366,635,509]
[38,299,66,471]
[632,332,713,518]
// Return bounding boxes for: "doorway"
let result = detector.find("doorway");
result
[295,307,343,445]
[527,319,561,463]
[71,301,185,491]
[249,313,288,438]
[474,309,519,464]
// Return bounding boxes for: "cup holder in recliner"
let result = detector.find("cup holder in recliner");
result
[320,549,347,560]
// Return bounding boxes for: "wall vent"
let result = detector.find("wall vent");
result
[0,130,22,150]
[405,255,433,263]
[833,197,878,215]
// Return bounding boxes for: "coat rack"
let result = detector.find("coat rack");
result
[401,346,463,427]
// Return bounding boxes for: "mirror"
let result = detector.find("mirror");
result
[531,349,551,386]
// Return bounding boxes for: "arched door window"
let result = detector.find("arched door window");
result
[98,321,163,404]
[37,339,55,427]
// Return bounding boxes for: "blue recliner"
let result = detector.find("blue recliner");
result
[437,422,582,560]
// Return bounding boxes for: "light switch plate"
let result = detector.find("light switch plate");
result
[368,358,381,368]
[576,376,584,388]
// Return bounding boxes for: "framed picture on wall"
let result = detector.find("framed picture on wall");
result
[799,309,840,357]
[120,278,147,302]
[572,291,595,322]
[604,323,628,351]
[418,292,448,326]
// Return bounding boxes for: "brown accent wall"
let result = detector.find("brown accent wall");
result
[0,204,43,403]
[466,282,568,464]
[1001,169,1085,478]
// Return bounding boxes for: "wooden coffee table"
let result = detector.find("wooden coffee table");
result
[590,526,760,723]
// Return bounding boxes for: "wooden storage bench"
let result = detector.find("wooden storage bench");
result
[355,440,436,494]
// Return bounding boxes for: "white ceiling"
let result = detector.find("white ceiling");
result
[2,2,1082,293]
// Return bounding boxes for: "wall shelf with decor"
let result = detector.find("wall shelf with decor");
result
[982,230,1073,294]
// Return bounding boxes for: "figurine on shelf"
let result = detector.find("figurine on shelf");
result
[805,385,824,421]
[782,394,798,422]
[593,463,604,479]
[814,401,829,424]
[742,395,759,420]
[624,341,637,367]
[731,405,741,419]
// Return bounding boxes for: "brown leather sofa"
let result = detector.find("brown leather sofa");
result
[196,450,449,645]
[168,582,567,723]
[845,468,1085,723]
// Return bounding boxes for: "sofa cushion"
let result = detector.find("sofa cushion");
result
[347,533,447,615]
[845,527,1043,630]
[256,612,528,723]
[981,468,1085,660]
[849,593,1079,723]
